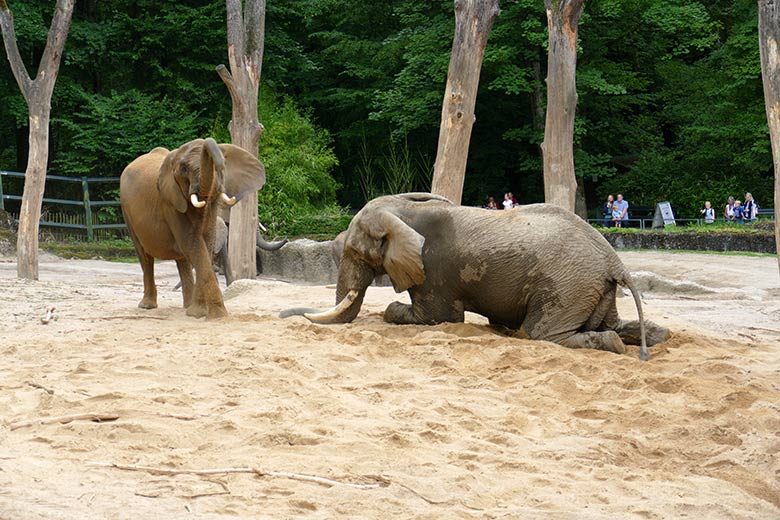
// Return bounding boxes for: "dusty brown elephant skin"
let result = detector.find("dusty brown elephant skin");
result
[283,193,670,360]
[120,138,265,319]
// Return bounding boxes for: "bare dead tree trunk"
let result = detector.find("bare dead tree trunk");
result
[0,0,74,280]
[217,0,265,281]
[758,0,780,277]
[431,0,500,205]
[540,0,583,212]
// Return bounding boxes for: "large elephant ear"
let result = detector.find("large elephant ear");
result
[218,144,266,203]
[157,149,188,213]
[368,211,426,293]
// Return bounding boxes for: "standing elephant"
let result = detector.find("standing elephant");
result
[283,193,669,360]
[120,138,265,319]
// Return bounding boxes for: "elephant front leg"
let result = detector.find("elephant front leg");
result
[384,294,464,325]
[185,241,228,320]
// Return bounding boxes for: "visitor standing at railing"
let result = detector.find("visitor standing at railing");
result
[700,201,715,224]
[602,195,614,228]
[743,192,758,223]
[733,200,744,223]
[724,196,736,222]
[613,193,629,227]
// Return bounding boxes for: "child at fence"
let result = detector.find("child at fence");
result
[733,200,744,223]
[700,201,715,224]
[611,205,623,228]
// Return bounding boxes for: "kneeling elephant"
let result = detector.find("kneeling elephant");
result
[282,193,669,360]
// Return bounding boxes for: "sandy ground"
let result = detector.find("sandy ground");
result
[0,250,778,519]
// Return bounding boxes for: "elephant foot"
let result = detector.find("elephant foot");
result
[186,303,208,319]
[206,305,228,320]
[617,319,670,346]
[138,299,157,310]
[384,301,417,324]
[558,330,626,355]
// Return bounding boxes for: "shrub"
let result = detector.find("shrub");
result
[210,88,341,235]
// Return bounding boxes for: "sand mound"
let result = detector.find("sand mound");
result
[0,252,778,518]
[631,270,760,298]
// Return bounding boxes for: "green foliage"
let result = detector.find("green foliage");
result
[278,207,353,239]
[54,90,202,177]
[0,0,776,225]
[210,89,340,233]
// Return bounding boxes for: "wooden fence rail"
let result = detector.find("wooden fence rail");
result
[0,170,126,241]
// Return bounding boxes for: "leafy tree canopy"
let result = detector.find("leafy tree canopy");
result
[0,0,774,222]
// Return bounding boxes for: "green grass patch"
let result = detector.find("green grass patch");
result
[42,238,136,260]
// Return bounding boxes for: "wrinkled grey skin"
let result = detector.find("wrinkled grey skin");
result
[120,138,265,319]
[283,193,669,359]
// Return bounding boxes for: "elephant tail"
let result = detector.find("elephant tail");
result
[619,272,649,361]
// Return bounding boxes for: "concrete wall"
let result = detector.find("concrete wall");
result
[601,231,776,254]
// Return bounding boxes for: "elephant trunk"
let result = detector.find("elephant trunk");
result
[303,258,374,324]
[256,233,287,251]
[190,139,236,207]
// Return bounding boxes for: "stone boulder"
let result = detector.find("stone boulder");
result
[256,238,392,286]
[257,239,338,285]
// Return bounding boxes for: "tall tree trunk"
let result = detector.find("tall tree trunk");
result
[0,0,75,280]
[541,0,583,212]
[218,0,265,282]
[758,0,780,277]
[431,0,500,205]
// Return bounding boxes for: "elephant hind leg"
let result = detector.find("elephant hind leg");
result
[615,319,670,346]
[175,258,194,309]
[137,250,157,309]
[555,330,626,355]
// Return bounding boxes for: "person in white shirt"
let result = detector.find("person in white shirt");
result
[724,196,736,222]
[502,192,514,210]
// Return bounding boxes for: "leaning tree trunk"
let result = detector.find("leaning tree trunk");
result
[758,0,780,277]
[430,0,500,205]
[540,0,584,213]
[217,0,265,282]
[0,0,74,280]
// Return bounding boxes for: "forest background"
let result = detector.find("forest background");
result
[0,0,774,234]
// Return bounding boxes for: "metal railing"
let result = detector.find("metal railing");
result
[0,170,125,241]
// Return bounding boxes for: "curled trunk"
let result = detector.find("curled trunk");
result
[256,233,287,251]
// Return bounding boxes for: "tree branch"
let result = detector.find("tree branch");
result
[88,462,386,489]
[10,413,119,430]
[216,63,238,101]
[0,1,33,97]
[35,0,74,89]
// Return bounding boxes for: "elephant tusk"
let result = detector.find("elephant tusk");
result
[190,194,206,208]
[304,290,359,324]
[221,193,237,206]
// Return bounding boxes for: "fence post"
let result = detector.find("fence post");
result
[0,172,4,211]
[81,177,94,241]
